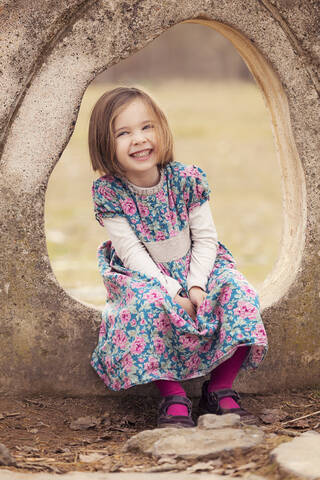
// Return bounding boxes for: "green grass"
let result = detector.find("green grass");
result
[45,80,281,306]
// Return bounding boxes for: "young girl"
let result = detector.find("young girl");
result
[89,86,268,428]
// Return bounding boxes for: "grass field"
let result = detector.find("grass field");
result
[45,80,282,306]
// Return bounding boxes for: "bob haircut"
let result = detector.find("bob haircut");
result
[88,87,174,177]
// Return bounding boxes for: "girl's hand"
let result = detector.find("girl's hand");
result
[188,286,207,309]
[173,294,197,321]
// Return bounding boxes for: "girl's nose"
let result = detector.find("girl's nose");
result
[132,130,147,144]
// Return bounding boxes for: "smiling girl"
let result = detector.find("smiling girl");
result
[89,87,268,428]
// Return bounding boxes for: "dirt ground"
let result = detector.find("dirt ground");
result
[1,388,320,478]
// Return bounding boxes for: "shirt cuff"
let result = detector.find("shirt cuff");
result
[187,280,207,293]
[166,276,184,298]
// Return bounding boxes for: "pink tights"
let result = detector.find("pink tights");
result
[154,346,250,415]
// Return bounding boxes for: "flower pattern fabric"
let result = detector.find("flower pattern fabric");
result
[91,161,268,391]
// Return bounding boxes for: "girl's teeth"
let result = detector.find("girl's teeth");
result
[132,150,150,158]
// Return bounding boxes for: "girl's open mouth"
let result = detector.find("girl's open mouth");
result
[130,149,153,160]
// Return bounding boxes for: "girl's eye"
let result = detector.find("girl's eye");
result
[117,131,128,137]
[143,124,153,130]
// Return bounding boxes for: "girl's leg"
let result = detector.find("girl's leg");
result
[154,380,188,416]
[208,346,250,409]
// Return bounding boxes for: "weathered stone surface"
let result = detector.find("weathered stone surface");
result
[0,0,320,396]
[197,413,240,429]
[0,470,236,479]
[271,431,320,479]
[125,425,264,459]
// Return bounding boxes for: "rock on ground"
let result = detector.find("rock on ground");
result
[124,414,264,460]
[271,430,320,479]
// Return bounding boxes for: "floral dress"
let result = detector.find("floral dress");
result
[91,161,268,391]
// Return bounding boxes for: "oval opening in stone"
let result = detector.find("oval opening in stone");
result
[45,23,281,308]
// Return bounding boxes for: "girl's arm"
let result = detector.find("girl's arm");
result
[102,216,183,298]
[187,201,218,294]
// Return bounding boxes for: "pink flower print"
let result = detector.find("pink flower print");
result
[138,203,150,217]
[253,324,267,342]
[198,298,211,316]
[183,191,190,203]
[123,377,132,389]
[131,319,136,326]
[164,211,171,221]
[121,354,133,372]
[109,282,121,295]
[133,281,147,288]
[180,334,199,351]
[156,231,166,241]
[130,336,146,354]
[120,198,137,216]
[99,322,106,336]
[170,211,177,226]
[143,289,164,307]
[219,328,226,343]
[120,309,131,325]
[169,229,179,238]
[180,210,188,221]
[156,189,166,201]
[153,313,171,334]
[104,356,112,369]
[114,329,127,349]
[186,353,201,370]
[125,289,135,303]
[169,193,175,209]
[97,184,114,200]
[182,165,201,179]
[195,183,204,200]
[166,371,175,379]
[213,350,224,362]
[113,380,121,390]
[108,314,115,328]
[199,340,213,353]
[136,222,152,239]
[234,301,258,320]
[220,286,232,305]
[146,357,159,374]
[169,312,186,327]
[117,275,128,286]
[242,283,257,298]
[216,306,225,323]
[154,337,165,354]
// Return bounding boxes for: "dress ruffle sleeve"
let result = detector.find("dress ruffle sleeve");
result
[92,177,124,226]
[183,164,211,213]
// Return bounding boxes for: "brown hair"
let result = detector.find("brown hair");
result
[88,87,174,177]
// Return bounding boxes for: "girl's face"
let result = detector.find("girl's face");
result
[113,98,160,186]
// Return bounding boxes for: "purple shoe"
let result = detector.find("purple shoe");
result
[157,395,195,428]
[198,381,259,425]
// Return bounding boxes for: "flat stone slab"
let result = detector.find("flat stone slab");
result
[124,420,264,460]
[271,430,320,479]
[197,413,240,429]
[0,470,257,480]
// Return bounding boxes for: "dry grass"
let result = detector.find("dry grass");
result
[45,80,281,306]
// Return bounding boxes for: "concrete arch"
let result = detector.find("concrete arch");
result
[0,0,319,395]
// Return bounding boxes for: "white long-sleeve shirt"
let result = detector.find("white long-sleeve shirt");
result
[103,200,218,298]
